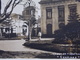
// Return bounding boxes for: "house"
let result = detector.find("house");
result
[0,13,28,38]
[11,13,28,37]
[39,0,80,37]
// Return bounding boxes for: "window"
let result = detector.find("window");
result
[46,7,52,19]
[58,5,65,21]
[26,10,31,15]
[68,4,77,20]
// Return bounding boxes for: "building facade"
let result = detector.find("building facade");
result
[11,13,28,36]
[0,13,28,38]
[39,0,80,37]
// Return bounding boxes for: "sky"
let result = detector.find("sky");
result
[2,0,41,18]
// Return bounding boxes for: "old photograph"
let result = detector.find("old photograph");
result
[0,0,80,59]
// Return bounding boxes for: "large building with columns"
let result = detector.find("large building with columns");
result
[39,0,80,37]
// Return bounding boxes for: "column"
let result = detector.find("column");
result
[52,6,59,34]
[77,2,80,17]
[65,5,69,25]
[41,5,47,34]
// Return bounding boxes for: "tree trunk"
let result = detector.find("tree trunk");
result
[29,27,31,40]
[0,0,1,15]
[0,28,2,38]
[29,25,33,41]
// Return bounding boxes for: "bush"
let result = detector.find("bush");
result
[52,39,69,44]
[53,21,80,44]
[23,42,69,53]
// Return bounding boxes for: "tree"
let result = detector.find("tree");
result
[53,13,80,53]
[54,11,80,41]
[0,0,22,23]
[0,0,1,15]
[64,22,80,40]
[28,16,36,40]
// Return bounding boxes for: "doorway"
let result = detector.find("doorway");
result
[47,24,52,35]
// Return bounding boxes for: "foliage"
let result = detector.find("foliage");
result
[53,12,80,43]
[53,21,80,43]
[0,0,22,23]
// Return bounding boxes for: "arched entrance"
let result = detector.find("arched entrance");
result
[47,24,52,35]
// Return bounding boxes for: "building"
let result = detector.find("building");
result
[0,18,13,38]
[22,6,37,37]
[39,0,80,37]
[32,16,41,36]
[22,6,35,20]
[11,13,28,37]
[37,16,41,28]
[0,13,28,38]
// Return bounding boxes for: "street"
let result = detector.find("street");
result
[0,39,54,53]
[0,39,62,58]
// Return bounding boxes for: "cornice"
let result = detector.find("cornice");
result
[39,0,78,4]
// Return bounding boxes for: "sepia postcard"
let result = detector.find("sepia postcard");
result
[0,0,80,59]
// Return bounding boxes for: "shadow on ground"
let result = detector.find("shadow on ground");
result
[0,50,59,58]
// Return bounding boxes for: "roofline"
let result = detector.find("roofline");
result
[39,0,63,4]
[39,0,78,4]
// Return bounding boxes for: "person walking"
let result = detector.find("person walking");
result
[38,31,42,41]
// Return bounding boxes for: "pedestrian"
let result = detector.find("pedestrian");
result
[38,31,42,41]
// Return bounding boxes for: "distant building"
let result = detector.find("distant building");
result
[0,13,28,38]
[37,16,41,28]
[39,0,80,37]
[11,13,28,36]
[22,6,38,37]
[32,16,41,36]
[22,6,35,20]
